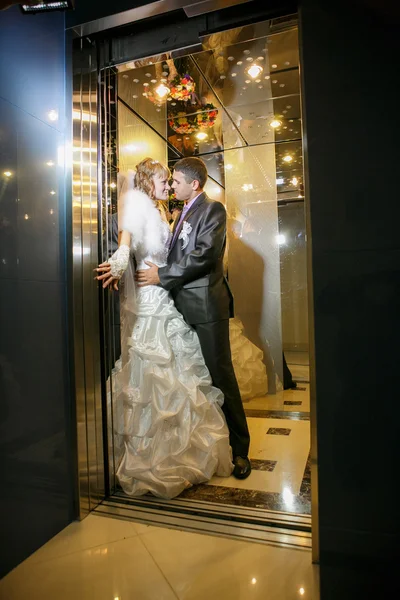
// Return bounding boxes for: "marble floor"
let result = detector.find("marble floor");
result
[244,383,310,413]
[179,354,311,514]
[0,514,319,600]
[180,412,311,515]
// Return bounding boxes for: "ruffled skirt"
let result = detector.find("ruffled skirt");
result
[229,317,269,401]
[110,286,233,499]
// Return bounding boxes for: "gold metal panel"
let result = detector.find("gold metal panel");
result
[72,39,105,518]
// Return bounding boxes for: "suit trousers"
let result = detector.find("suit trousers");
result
[192,319,250,457]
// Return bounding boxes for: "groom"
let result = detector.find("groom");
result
[136,157,251,479]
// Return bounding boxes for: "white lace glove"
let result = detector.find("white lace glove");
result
[108,244,130,278]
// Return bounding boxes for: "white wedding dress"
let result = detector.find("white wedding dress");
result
[230,317,269,401]
[109,194,233,499]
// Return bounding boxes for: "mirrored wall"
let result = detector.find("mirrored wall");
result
[100,19,311,519]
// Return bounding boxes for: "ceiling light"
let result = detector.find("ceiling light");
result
[251,578,257,585]
[276,234,286,245]
[24,214,29,220]
[247,64,263,79]
[283,155,293,163]
[196,132,208,141]
[46,161,55,166]
[270,119,281,128]
[50,190,56,195]
[155,83,170,98]
[291,177,298,186]
[3,171,12,177]
[299,588,305,596]
[276,178,284,185]
[47,110,58,121]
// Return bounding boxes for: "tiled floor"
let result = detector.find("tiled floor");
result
[244,384,310,413]
[180,412,311,514]
[209,418,309,495]
[0,514,320,600]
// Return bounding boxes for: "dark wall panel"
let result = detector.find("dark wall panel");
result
[0,8,74,577]
[300,0,400,566]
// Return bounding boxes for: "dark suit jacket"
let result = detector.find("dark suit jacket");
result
[158,192,234,325]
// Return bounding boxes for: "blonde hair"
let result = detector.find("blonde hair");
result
[134,158,170,210]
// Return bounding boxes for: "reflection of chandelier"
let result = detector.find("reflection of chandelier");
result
[196,104,218,128]
[143,73,195,108]
[168,103,218,135]
[168,112,198,134]
[169,74,196,102]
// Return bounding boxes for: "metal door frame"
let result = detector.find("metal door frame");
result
[69,0,318,561]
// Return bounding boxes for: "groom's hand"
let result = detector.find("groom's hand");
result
[136,262,160,286]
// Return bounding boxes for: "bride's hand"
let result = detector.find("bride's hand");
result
[94,262,120,291]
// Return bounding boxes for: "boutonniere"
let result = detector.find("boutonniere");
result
[178,221,192,249]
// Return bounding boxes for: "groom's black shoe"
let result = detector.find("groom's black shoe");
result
[233,456,251,479]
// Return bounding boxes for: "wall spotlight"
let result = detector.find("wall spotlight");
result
[21,1,74,13]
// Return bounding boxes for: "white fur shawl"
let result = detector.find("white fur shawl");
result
[118,187,166,256]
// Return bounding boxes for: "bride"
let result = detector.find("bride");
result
[96,158,233,499]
